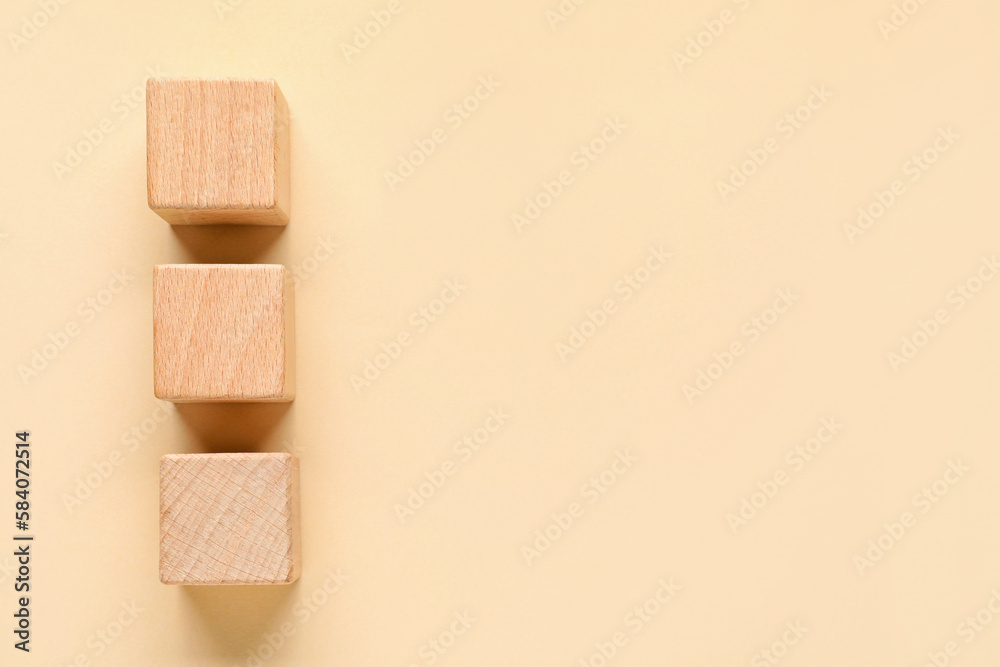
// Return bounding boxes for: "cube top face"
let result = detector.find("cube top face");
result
[160,453,300,585]
[153,264,294,402]
[146,78,290,225]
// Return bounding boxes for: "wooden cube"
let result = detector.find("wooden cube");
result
[153,264,294,402]
[160,453,301,585]
[146,77,290,225]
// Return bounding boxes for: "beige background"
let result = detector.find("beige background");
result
[3,0,1000,665]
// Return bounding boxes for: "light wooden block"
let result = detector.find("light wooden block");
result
[153,264,295,402]
[160,453,301,585]
[146,77,290,225]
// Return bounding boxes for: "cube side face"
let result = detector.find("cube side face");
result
[159,453,300,585]
[286,455,302,583]
[272,82,291,225]
[153,264,292,402]
[146,78,289,225]
[281,261,296,401]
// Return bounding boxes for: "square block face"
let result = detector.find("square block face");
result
[153,264,294,402]
[146,78,290,225]
[160,453,300,585]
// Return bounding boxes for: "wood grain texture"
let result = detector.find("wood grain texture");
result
[146,77,290,225]
[153,264,295,402]
[160,453,301,585]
